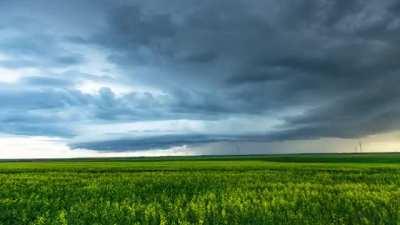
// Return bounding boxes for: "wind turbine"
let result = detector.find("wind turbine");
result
[234,142,241,155]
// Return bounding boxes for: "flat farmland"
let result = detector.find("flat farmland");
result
[0,153,399,225]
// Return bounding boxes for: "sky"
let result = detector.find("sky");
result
[1,0,400,158]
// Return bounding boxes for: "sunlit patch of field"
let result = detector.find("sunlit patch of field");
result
[0,153,399,225]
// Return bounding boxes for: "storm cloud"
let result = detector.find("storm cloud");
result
[1,0,400,153]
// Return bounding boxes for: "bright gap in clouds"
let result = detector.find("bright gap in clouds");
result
[76,80,134,96]
[0,67,39,83]
[0,135,195,159]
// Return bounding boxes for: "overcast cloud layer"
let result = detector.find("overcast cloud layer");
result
[1,0,400,155]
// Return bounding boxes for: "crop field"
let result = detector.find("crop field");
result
[0,153,400,225]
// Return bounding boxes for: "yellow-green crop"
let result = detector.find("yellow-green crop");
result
[0,153,399,225]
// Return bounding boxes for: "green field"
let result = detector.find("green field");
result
[1,153,400,225]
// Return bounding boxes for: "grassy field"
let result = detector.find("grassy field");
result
[0,153,399,225]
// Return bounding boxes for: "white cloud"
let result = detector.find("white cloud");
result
[0,67,39,83]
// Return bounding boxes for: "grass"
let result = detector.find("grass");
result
[0,153,399,225]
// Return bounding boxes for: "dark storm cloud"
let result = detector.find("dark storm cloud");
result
[70,134,238,151]
[268,75,400,140]
[85,0,400,143]
[1,0,400,151]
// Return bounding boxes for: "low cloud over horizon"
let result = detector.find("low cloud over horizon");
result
[1,0,400,158]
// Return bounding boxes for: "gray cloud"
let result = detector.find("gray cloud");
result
[90,0,400,143]
[1,0,400,152]
[0,26,85,70]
